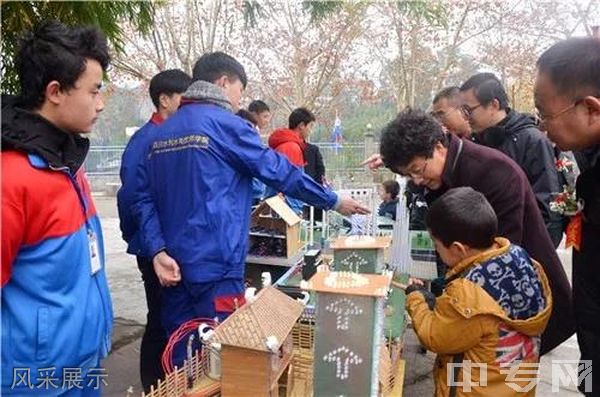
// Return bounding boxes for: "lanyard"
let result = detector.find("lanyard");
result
[50,165,91,227]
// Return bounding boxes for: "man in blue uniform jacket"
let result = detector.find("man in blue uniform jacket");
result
[117,69,191,392]
[131,52,369,365]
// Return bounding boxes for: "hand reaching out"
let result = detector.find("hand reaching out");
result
[360,153,384,171]
[335,196,371,216]
[408,277,425,287]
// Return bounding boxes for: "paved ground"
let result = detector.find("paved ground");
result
[94,196,583,396]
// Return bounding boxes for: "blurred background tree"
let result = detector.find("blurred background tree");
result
[1,1,157,93]
[3,0,598,144]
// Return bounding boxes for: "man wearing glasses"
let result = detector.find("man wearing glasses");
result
[535,37,600,397]
[431,86,472,138]
[459,73,564,247]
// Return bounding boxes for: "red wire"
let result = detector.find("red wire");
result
[161,317,217,374]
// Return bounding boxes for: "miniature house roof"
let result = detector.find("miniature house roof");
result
[330,236,391,250]
[251,196,301,226]
[302,270,391,297]
[211,287,304,352]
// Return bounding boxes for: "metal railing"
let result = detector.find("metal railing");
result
[311,142,368,176]
[85,142,370,178]
[85,146,126,176]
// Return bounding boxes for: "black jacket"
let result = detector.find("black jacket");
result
[571,148,600,395]
[404,181,429,230]
[1,95,89,173]
[577,148,600,236]
[574,145,600,174]
[473,110,562,229]
[304,143,325,184]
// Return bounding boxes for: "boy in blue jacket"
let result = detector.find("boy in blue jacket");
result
[117,69,191,392]
[131,52,369,365]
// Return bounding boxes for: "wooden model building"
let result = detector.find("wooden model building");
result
[301,270,392,397]
[330,236,391,274]
[210,286,304,397]
[141,350,220,397]
[247,196,303,266]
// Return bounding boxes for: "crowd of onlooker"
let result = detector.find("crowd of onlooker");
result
[2,18,599,397]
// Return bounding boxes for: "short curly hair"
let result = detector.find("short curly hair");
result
[380,108,447,171]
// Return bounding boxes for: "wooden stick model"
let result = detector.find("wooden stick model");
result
[391,280,408,290]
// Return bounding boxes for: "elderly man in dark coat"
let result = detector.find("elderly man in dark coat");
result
[535,37,600,396]
[364,108,574,355]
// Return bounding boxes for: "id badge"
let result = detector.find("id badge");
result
[88,229,101,275]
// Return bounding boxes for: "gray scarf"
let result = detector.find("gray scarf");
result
[182,80,232,112]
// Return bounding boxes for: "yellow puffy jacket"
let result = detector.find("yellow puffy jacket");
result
[406,238,552,397]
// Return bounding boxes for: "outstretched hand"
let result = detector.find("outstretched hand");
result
[360,153,384,170]
[392,277,425,291]
[336,196,371,216]
[408,277,425,287]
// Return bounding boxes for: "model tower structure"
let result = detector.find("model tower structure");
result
[302,270,391,396]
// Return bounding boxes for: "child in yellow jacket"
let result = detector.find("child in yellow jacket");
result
[406,187,552,397]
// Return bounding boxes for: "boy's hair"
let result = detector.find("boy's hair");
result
[537,37,600,99]
[149,69,192,108]
[288,107,316,129]
[426,187,497,249]
[382,180,400,199]
[15,20,110,110]
[192,51,247,88]
[380,108,447,170]
[459,73,509,111]
[432,86,460,106]
[248,100,270,114]
[236,108,258,126]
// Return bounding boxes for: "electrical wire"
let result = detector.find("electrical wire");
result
[161,317,217,374]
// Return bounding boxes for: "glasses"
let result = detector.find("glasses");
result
[403,159,429,179]
[461,103,482,118]
[431,109,454,121]
[536,98,583,123]
[432,105,466,121]
[430,110,446,120]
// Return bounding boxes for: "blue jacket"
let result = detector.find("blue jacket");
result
[251,178,266,202]
[133,103,338,283]
[378,198,398,220]
[117,113,164,257]
[2,99,113,395]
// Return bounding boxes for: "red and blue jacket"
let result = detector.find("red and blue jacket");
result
[1,100,113,395]
[117,113,164,257]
